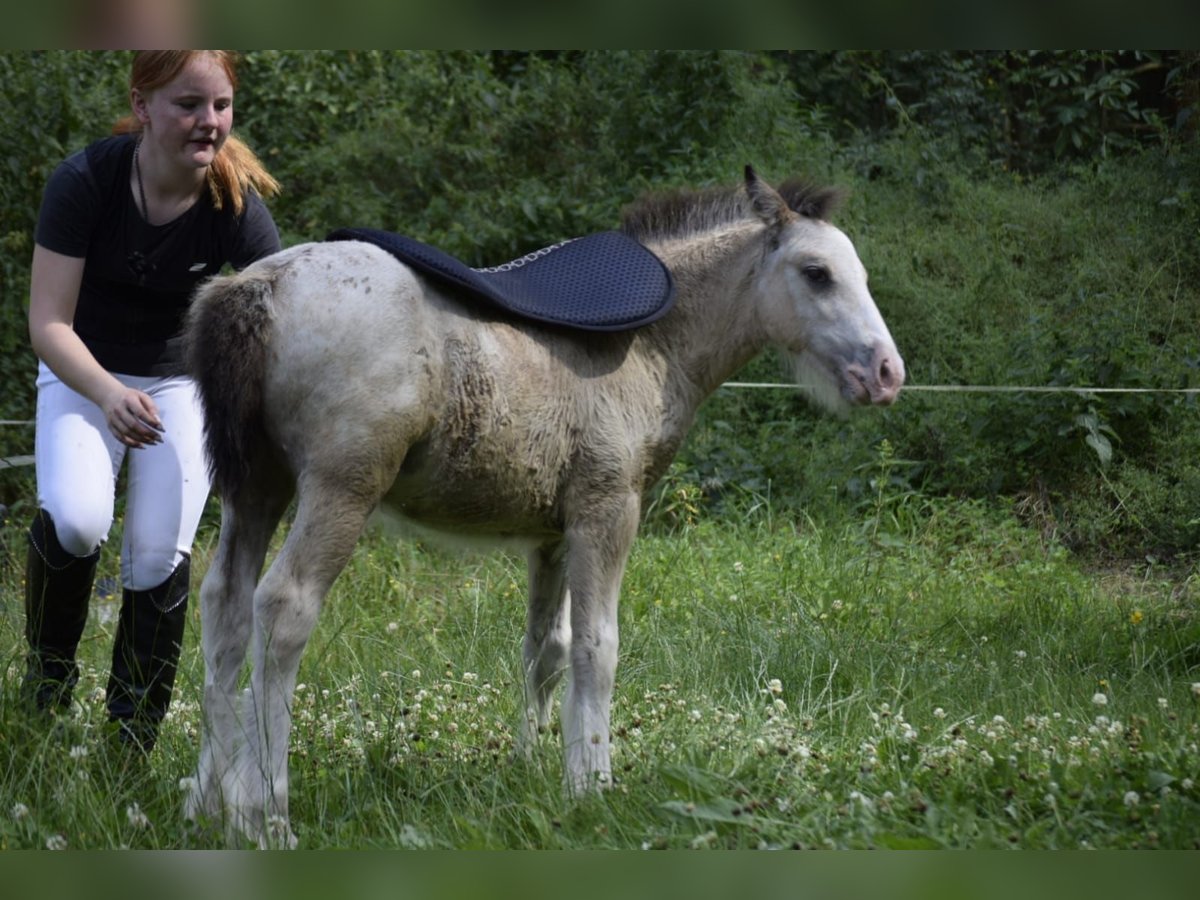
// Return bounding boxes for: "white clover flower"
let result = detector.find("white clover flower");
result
[902,725,918,742]
[386,622,399,634]
[767,679,783,695]
[733,561,744,573]
[933,707,946,719]
[979,750,995,767]
[46,834,67,850]
[1015,650,1027,659]
[773,698,788,713]
[69,744,88,760]
[11,802,29,821]
[831,599,844,611]
[1158,697,1169,709]
[411,669,421,679]
[1123,791,1140,808]
[1092,692,1108,707]
[1191,683,1200,698]
[126,803,150,829]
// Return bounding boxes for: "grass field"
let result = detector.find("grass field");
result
[1,492,1198,849]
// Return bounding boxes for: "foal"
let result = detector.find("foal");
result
[184,167,903,846]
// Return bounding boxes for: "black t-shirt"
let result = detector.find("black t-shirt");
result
[35,134,281,376]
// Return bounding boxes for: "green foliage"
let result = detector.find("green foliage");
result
[774,51,1199,172]
[233,51,805,259]
[1,50,1198,557]
[670,131,1200,558]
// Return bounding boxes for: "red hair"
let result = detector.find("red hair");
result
[113,51,280,215]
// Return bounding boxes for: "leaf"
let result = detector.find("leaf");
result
[659,763,726,799]
[1084,432,1112,466]
[1147,771,1176,790]
[658,798,752,826]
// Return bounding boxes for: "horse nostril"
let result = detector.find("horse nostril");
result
[878,357,896,388]
[872,348,905,403]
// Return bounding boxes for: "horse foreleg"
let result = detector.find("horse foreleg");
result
[187,480,289,828]
[519,541,571,757]
[561,493,640,794]
[237,483,375,848]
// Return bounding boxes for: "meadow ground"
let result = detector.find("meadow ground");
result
[1,496,1197,849]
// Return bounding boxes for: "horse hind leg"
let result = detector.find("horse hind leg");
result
[234,473,382,848]
[519,541,571,758]
[186,467,292,829]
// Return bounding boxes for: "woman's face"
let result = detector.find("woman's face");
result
[133,53,234,172]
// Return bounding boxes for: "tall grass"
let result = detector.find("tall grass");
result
[1,482,1197,848]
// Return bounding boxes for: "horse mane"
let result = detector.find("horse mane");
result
[620,177,843,242]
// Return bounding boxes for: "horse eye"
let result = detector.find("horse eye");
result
[802,265,830,286]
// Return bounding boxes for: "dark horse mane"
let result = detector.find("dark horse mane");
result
[620,177,844,242]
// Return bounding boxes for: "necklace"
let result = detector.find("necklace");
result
[127,136,156,284]
[134,136,150,223]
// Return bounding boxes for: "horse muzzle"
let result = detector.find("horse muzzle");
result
[845,341,905,406]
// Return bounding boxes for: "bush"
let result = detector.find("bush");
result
[1,51,1198,559]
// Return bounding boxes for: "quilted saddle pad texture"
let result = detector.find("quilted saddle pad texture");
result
[326,228,674,331]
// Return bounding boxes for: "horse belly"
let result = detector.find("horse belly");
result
[382,438,566,541]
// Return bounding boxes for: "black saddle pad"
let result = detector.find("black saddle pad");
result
[326,227,674,331]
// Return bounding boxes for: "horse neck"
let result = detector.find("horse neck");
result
[645,226,768,399]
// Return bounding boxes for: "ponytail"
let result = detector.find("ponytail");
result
[206,134,281,215]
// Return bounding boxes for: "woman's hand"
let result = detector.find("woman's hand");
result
[102,385,164,448]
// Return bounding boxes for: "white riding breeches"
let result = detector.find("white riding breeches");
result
[34,362,212,591]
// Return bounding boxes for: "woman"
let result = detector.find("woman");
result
[24,51,281,752]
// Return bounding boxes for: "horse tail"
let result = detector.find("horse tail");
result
[185,268,278,499]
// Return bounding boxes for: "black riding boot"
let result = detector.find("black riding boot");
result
[106,556,190,752]
[23,510,100,711]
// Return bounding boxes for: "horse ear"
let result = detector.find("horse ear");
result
[744,165,794,230]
